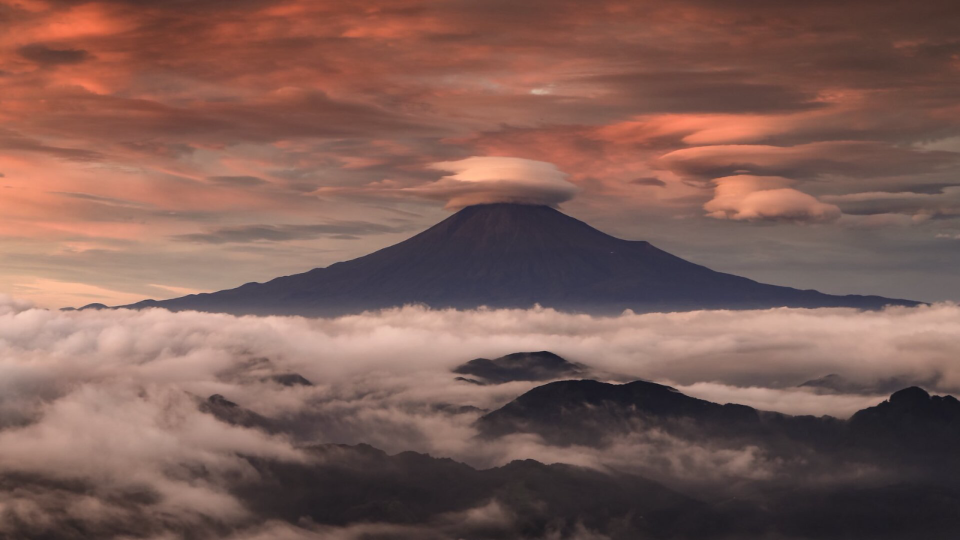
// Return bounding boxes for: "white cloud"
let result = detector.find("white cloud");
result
[1,298,959,534]
[410,156,579,208]
[704,175,841,223]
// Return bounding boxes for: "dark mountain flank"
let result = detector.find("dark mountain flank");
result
[121,203,919,316]
[176,377,960,539]
[476,379,774,446]
[236,444,727,540]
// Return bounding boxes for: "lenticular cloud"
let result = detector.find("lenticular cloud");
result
[414,156,580,208]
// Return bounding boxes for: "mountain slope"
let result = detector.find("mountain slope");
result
[121,203,920,316]
[476,379,775,446]
[476,379,960,476]
[237,443,723,539]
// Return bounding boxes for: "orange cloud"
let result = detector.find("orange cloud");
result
[1,0,959,304]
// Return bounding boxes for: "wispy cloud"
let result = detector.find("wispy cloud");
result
[173,221,413,244]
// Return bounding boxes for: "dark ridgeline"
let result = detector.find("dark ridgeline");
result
[468,378,960,538]
[476,379,771,446]
[237,444,730,540]
[453,352,955,459]
[192,372,960,540]
[475,379,960,462]
[117,203,919,316]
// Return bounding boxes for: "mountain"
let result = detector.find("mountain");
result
[452,351,589,385]
[476,379,960,475]
[228,441,960,540]
[60,302,108,311]
[234,442,960,540]
[799,373,938,395]
[848,386,960,458]
[236,443,726,540]
[476,379,776,446]
[199,393,279,433]
[183,374,960,539]
[120,203,920,316]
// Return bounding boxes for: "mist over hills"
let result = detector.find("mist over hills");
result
[118,203,920,316]
[476,378,960,479]
[192,360,960,540]
[5,299,960,540]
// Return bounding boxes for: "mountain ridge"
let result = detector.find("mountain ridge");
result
[475,378,960,474]
[117,203,921,316]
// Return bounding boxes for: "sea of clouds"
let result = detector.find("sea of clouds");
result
[1,296,959,537]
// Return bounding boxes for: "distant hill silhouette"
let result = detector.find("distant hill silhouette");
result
[453,351,589,385]
[799,373,938,395]
[193,379,960,540]
[119,203,920,316]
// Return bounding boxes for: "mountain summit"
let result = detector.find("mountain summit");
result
[122,203,919,316]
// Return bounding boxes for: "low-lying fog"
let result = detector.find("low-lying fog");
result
[1,296,958,538]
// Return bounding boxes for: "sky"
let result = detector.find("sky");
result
[1,0,959,308]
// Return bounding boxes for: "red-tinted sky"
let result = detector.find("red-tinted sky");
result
[2,0,959,307]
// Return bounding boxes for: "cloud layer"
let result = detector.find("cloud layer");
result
[2,298,960,536]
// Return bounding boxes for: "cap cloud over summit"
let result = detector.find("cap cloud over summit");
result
[418,156,580,208]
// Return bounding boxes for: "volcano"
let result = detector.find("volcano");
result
[121,203,919,316]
